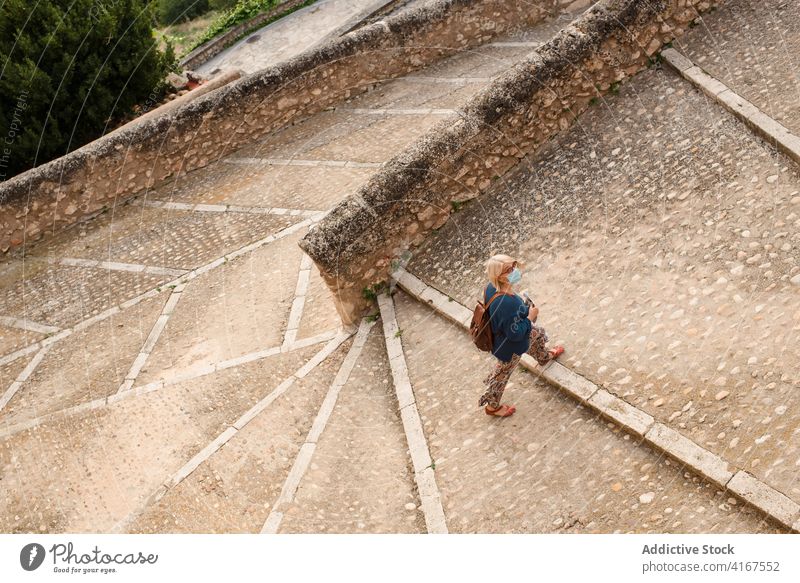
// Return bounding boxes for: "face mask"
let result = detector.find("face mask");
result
[506,267,522,284]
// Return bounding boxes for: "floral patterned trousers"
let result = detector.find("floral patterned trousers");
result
[479,324,553,409]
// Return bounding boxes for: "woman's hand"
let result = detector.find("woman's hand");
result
[527,306,539,322]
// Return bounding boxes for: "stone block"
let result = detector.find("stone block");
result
[646,423,734,487]
[588,389,654,436]
[727,471,800,529]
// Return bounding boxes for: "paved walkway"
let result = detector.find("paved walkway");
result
[676,0,800,136]
[2,1,795,533]
[196,0,396,77]
[392,291,780,533]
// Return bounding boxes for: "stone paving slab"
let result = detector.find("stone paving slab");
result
[0,295,166,428]
[236,110,448,164]
[392,291,784,533]
[278,323,423,533]
[25,203,298,271]
[407,66,800,508]
[0,262,167,329]
[0,325,44,358]
[137,230,306,386]
[0,345,316,533]
[128,339,352,533]
[676,0,800,137]
[145,161,371,211]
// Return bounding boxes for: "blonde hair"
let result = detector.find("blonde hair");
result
[485,254,516,289]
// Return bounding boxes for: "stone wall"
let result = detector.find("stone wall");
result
[300,0,723,324]
[0,0,555,253]
[179,0,307,71]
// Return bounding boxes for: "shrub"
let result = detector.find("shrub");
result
[156,0,211,25]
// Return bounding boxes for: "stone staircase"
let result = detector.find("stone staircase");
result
[1,0,798,534]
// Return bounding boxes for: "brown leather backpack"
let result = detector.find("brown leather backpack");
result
[470,287,509,352]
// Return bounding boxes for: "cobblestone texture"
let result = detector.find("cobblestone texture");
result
[25,203,298,271]
[0,326,43,357]
[143,162,371,211]
[137,232,305,385]
[393,291,784,533]
[279,324,423,533]
[0,295,166,427]
[237,110,449,164]
[411,45,538,79]
[677,0,800,136]
[6,5,790,534]
[0,357,32,397]
[340,78,483,110]
[0,262,166,328]
[0,346,316,533]
[408,66,800,510]
[129,339,351,533]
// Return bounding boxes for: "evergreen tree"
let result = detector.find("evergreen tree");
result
[0,0,176,180]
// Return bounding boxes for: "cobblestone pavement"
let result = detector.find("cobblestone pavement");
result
[407,64,800,515]
[0,345,319,532]
[196,0,393,77]
[128,340,351,533]
[1,13,584,533]
[392,292,783,533]
[677,0,800,136]
[6,6,786,534]
[277,324,424,533]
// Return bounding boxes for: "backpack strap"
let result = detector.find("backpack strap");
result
[483,285,510,309]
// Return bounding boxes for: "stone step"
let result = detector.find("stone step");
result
[406,61,800,523]
[125,335,354,533]
[391,289,784,533]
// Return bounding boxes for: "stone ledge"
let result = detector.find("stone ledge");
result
[378,291,448,533]
[727,471,800,531]
[302,0,725,324]
[645,423,734,487]
[588,388,655,437]
[396,267,800,533]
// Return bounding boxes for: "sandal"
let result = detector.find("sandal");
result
[548,345,565,359]
[485,404,516,417]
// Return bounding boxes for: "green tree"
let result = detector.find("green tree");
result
[0,0,176,180]
[156,0,211,25]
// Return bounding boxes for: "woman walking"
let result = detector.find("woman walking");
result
[479,254,564,417]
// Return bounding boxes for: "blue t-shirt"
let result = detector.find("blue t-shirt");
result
[484,283,532,362]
